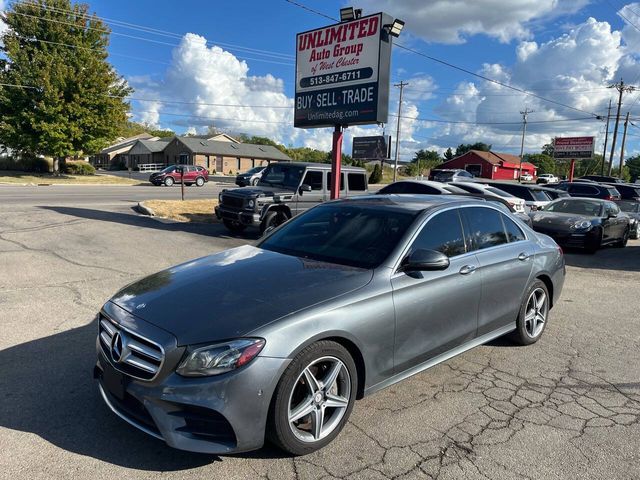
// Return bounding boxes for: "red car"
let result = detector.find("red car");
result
[149,165,209,187]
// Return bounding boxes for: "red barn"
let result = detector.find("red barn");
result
[438,150,537,180]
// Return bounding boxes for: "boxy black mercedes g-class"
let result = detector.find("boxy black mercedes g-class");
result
[215,162,369,234]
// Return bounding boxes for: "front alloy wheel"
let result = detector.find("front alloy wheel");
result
[268,341,357,455]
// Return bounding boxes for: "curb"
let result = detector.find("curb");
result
[136,201,155,217]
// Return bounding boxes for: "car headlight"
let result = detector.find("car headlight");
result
[176,338,265,377]
[247,199,255,208]
[571,220,592,230]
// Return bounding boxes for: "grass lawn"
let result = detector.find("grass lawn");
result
[0,171,141,185]
[142,199,219,223]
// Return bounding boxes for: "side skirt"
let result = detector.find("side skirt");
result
[363,323,516,397]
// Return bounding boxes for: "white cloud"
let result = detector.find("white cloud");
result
[430,16,633,153]
[0,1,9,38]
[356,0,589,44]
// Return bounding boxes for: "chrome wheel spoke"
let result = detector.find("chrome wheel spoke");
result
[536,291,547,311]
[322,360,343,392]
[303,367,321,394]
[325,393,349,409]
[289,397,315,423]
[311,407,325,440]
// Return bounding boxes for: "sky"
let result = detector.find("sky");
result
[5,0,640,163]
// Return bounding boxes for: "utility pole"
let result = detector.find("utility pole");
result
[600,99,612,175]
[393,81,408,182]
[619,111,630,179]
[608,79,637,175]
[518,108,533,183]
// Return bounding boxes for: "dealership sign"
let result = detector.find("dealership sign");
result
[352,135,391,159]
[553,136,595,159]
[295,13,393,128]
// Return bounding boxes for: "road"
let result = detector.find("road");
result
[1,184,639,480]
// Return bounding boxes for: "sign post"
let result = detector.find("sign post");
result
[295,12,394,199]
[552,136,595,182]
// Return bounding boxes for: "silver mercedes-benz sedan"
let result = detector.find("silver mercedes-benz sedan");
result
[94,195,565,455]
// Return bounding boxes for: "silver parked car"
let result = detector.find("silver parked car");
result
[94,195,565,455]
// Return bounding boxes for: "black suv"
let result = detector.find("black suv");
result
[555,182,621,200]
[215,162,369,234]
[602,183,640,201]
[579,175,625,184]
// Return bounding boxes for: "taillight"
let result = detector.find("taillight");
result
[604,195,614,200]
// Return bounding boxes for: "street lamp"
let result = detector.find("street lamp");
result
[340,7,362,22]
[386,19,405,37]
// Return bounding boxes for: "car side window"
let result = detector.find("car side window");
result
[501,214,526,242]
[409,209,466,257]
[302,170,323,190]
[571,185,596,195]
[348,173,366,191]
[326,172,345,191]
[463,207,509,250]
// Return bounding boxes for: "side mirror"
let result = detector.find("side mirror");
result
[608,211,617,219]
[299,184,312,194]
[400,249,450,272]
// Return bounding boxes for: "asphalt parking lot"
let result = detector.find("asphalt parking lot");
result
[1,185,639,480]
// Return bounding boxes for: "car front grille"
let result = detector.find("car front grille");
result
[221,195,244,209]
[99,314,164,381]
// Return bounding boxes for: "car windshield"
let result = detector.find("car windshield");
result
[617,200,640,213]
[245,167,263,174]
[258,164,305,189]
[530,189,552,201]
[545,199,603,216]
[160,166,175,173]
[259,203,419,269]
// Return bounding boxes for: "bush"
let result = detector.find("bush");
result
[0,155,51,173]
[64,161,96,175]
[369,163,382,184]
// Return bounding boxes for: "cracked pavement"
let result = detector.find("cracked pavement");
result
[0,185,639,479]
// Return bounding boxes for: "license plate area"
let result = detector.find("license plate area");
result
[102,364,127,400]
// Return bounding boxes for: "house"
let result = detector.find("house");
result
[126,138,172,168]
[437,150,537,180]
[161,136,291,173]
[90,133,157,169]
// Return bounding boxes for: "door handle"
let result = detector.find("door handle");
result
[518,252,530,261]
[459,265,476,275]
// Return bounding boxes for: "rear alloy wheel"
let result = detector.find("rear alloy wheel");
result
[268,341,357,455]
[260,211,288,234]
[222,219,247,233]
[164,176,174,187]
[614,228,629,248]
[195,176,205,187]
[510,280,549,346]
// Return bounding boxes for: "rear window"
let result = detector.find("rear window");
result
[433,172,454,182]
[530,189,552,201]
[378,182,441,194]
[463,207,509,250]
[486,187,512,198]
[607,187,621,196]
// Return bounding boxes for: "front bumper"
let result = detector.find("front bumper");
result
[534,226,598,249]
[214,206,261,227]
[95,337,289,454]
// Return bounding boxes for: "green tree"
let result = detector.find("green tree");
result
[369,163,382,184]
[409,149,441,176]
[541,142,555,157]
[454,142,491,156]
[625,155,640,182]
[523,153,556,175]
[444,147,454,161]
[0,0,132,172]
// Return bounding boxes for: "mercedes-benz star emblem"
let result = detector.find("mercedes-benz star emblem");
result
[110,331,127,363]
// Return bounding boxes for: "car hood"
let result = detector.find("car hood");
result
[109,245,373,346]
[222,185,295,198]
[530,211,599,229]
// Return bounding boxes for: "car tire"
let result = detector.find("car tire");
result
[164,177,174,187]
[614,228,629,248]
[251,178,259,186]
[267,340,357,456]
[510,279,550,346]
[585,227,602,254]
[195,177,205,187]
[222,219,247,233]
[260,210,288,234]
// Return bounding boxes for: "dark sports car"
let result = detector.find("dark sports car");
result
[529,198,630,253]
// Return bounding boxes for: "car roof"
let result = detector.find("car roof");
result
[270,162,365,172]
[326,194,495,212]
